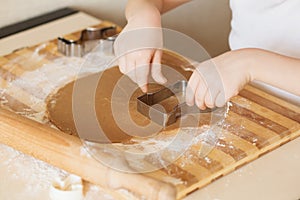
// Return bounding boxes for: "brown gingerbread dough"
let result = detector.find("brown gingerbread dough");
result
[46,51,203,143]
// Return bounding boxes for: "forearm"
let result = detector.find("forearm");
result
[125,0,190,23]
[242,48,300,96]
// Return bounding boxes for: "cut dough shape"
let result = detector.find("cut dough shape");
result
[49,174,83,200]
[47,51,199,143]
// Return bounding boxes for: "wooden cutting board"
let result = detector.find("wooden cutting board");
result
[0,21,299,200]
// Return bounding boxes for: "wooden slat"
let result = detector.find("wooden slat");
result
[245,85,300,114]
[230,101,291,137]
[240,90,300,124]
[159,164,199,188]
[224,112,278,148]
[145,170,187,198]
[218,129,259,154]
[215,139,247,161]
[240,89,300,123]
[233,95,300,129]
[225,112,280,143]
[173,161,212,181]
[206,148,236,167]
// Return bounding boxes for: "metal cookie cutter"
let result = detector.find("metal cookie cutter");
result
[137,80,214,127]
[57,26,118,57]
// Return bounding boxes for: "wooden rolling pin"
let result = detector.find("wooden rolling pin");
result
[0,108,176,200]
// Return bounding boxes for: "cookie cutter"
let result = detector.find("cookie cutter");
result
[137,80,214,127]
[57,26,118,57]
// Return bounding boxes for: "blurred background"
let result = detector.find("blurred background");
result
[0,0,231,57]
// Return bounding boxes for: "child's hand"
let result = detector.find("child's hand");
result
[186,50,252,109]
[114,12,167,92]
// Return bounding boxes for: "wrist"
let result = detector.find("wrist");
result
[230,48,262,82]
[126,6,162,27]
[127,11,162,28]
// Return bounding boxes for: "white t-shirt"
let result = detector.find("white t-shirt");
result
[229,0,300,58]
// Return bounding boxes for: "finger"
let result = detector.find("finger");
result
[135,56,151,93]
[151,50,167,84]
[125,55,137,84]
[118,56,127,74]
[204,88,219,108]
[196,60,222,108]
[194,76,208,110]
[135,50,152,91]
[215,91,226,107]
[186,70,201,106]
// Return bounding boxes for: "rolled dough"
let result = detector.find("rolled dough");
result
[47,51,196,143]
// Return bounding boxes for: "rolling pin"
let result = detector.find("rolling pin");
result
[0,108,176,200]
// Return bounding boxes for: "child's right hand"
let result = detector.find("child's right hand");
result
[114,12,167,92]
[186,49,253,109]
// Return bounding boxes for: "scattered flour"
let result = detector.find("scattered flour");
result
[0,42,115,124]
[162,176,185,186]
[0,143,67,200]
[80,146,92,158]
[0,143,137,200]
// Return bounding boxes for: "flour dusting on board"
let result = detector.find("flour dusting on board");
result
[84,125,220,184]
[0,43,114,123]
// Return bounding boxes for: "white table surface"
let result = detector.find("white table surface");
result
[0,11,299,200]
